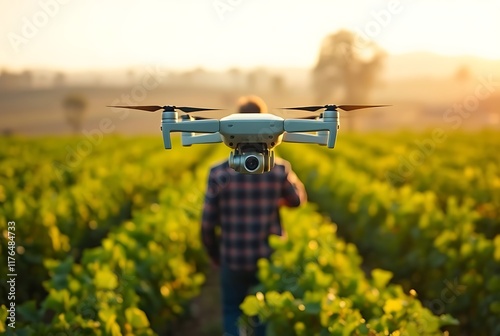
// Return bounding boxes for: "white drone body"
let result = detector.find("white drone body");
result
[109,104,387,174]
[161,110,337,174]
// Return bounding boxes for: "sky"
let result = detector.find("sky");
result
[1,0,499,72]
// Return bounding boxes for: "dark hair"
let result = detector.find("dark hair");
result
[237,95,267,113]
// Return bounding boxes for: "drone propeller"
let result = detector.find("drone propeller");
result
[281,104,390,112]
[107,105,222,113]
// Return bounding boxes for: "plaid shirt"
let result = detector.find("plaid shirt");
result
[201,158,307,271]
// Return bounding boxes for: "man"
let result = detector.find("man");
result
[201,96,307,336]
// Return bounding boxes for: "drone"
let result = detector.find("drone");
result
[108,104,388,174]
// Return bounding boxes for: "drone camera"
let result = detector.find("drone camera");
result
[229,143,275,174]
[230,152,265,174]
[245,155,260,172]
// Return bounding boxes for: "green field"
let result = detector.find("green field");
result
[1,130,499,335]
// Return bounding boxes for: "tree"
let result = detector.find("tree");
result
[127,69,135,84]
[246,70,258,91]
[454,65,471,83]
[312,30,385,130]
[227,67,242,89]
[62,94,87,133]
[271,74,285,95]
[453,65,472,98]
[53,72,65,88]
[246,68,267,92]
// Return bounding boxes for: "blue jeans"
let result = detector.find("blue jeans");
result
[220,265,266,336]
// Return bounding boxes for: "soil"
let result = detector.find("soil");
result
[171,264,223,336]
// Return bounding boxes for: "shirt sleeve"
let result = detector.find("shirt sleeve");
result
[201,170,220,263]
[281,165,307,207]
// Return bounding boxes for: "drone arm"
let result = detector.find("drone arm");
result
[169,120,220,132]
[162,118,219,148]
[284,119,338,148]
[282,132,328,145]
[181,132,223,146]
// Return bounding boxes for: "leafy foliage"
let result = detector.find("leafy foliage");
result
[278,130,500,335]
[240,207,457,335]
[1,131,496,335]
[0,136,225,335]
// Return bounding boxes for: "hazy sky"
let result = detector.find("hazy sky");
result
[1,0,499,71]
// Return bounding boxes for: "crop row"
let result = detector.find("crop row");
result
[277,132,500,335]
[1,134,489,335]
[0,136,225,334]
[319,131,499,238]
[241,206,457,335]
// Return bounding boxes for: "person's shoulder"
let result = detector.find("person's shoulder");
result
[273,157,292,175]
[208,159,230,175]
[210,159,228,169]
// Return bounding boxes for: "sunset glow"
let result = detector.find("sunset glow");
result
[1,0,499,71]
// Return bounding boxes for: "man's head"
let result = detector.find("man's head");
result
[237,95,267,113]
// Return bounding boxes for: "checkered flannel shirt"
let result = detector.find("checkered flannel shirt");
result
[201,158,307,271]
